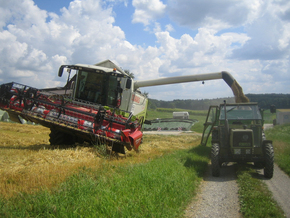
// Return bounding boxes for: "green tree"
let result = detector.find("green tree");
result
[124,70,135,79]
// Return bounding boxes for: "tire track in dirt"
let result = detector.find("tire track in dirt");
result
[185,163,242,218]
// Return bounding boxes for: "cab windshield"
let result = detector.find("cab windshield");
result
[74,69,121,107]
[219,105,262,120]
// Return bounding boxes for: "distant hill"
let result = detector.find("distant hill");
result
[247,94,290,109]
[148,94,290,110]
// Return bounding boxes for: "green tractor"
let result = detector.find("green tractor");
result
[201,101,274,178]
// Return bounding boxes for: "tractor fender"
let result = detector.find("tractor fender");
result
[262,140,273,147]
[262,140,273,153]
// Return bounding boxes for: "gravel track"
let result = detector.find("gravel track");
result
[185,163,290,218]
[257,164,290,217]
[185,163,242,218]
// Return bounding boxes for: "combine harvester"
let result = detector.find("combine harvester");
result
[0,60,248,154]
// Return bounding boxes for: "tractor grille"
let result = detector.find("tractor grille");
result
[232,130,253,147]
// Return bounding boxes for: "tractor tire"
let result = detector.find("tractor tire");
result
[264,143,274,178]
[211,143,220,177]
[49,128,76,145]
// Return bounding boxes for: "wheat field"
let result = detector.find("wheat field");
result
[0,122,200,199]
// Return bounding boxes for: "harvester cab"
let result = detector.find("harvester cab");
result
[58,60,148,119]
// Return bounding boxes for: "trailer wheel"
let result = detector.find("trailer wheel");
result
[211,143,220,177]
[264,143,274,178]
[49,129,76,145]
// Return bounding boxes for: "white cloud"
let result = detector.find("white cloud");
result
[132,0,166,25]
[231,1,290,60]
[0,0,289,101]
[0,0,131,88]
[154,28,249,73]
[165,24,174,32]
[167,0,261,30]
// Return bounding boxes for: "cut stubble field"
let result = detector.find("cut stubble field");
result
[0,122,200,199]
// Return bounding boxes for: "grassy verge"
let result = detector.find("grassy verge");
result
[236,124,290,218]
[265,124,290,176]
[236,165,285,218]
[0,145,210,218]
[263,110,276,124]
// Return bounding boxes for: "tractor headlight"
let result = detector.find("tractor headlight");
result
[234,149,241,155]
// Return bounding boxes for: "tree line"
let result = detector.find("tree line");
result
[148,94,290,110]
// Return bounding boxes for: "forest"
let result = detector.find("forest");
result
[148,94,290,110]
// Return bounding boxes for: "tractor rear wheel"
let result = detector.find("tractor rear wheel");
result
[264,143,274,178]
[49,128,76,145]
[211,143,220,177]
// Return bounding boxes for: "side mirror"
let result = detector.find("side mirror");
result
[270,105,276,113]
[126,79,132,89]
[58,66,64,77]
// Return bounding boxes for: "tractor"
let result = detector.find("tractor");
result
[201,101,274,178]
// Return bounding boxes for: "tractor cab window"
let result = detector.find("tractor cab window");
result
[219,105,262,120]
[75,69,122,107]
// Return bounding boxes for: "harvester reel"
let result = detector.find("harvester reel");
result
[23,87,39,110]
[95,106,105,124]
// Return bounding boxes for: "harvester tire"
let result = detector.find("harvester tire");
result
[264,143,274,178]
[49,129,76,145]
[211,143,220,177]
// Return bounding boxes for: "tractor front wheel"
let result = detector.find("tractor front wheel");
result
[264,143,274,178]
[211,143,220,177]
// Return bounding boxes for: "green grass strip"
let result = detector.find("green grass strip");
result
[265,124,290,176]
[0,145,210,218]
[237,165,284,218]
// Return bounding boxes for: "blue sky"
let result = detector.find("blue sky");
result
[0,0,290,101]
[34,0,72,14]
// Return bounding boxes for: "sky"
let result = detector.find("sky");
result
[0,0,290,101]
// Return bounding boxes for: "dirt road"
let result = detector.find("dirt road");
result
[262,124,290,217]
[257,164,290,217]
[185,163,290,218]
[185,163,242,218]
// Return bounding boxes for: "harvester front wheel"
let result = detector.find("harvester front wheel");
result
[49,128,76,146]
[211,143,220,177]
[264,143,274,178]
